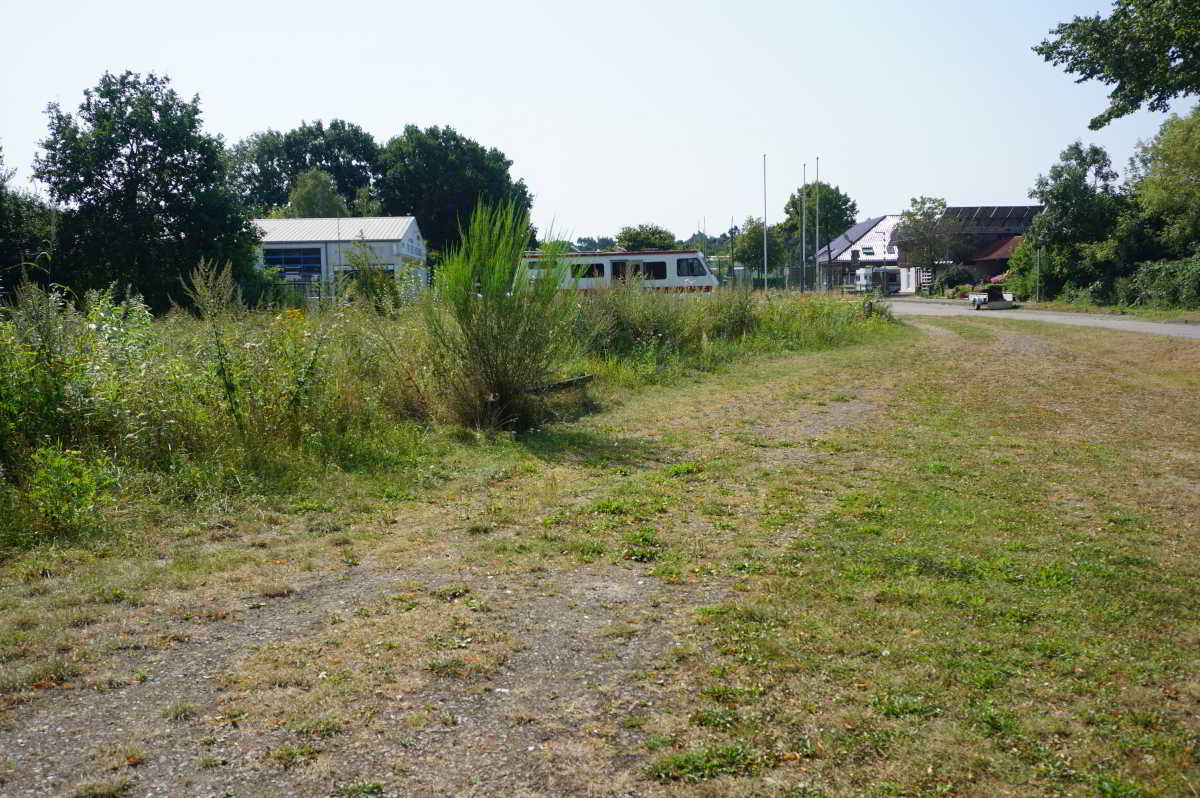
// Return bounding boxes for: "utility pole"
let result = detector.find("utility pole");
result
[762,153,768,292]
[801,163,807,292]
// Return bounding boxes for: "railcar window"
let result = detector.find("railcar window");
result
[644,261,667,280]
[612,261,626,279]
[677,257,707,277]
[572,262,604,279]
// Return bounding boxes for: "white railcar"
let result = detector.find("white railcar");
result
[522,249,719,291]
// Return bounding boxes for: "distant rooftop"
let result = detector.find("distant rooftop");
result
[254,216,419,243]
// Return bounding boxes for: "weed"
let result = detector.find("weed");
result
[162,702,197,721]
[335,782,385,797]
[647,744,765,782]
[266,743,319,768]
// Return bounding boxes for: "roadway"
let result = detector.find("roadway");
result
[885,298,1200,341]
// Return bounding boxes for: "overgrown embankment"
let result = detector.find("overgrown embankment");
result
[0,269,889,556]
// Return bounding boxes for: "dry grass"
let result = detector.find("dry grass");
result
[2,316,1198,797]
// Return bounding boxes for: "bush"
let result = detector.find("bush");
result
[1127,257,1200,308]
[423,202,576,429]
[934,266,977,295]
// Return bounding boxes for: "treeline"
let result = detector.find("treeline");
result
[575,181,861,273]
[1014,1,1199,308]
[1007,106,1200,307]
[0,71,531,310]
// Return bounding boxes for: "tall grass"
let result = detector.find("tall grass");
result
[423,202,576,429]
[0,226,892,553]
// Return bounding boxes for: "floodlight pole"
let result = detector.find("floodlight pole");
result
[815,157,821,291]
[801,163,807,292]
[762,153,768,292]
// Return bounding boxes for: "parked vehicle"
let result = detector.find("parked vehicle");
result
[968,285,1015,309]
[522,249,719,291]
[853,267,901,294]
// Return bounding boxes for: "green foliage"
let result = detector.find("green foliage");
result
[934,266,978,294]
[423,202,575,429]
[271,168,350,219]
[732,217,785,273]
[615,223,676,252]
[33,71,258,311]
[1035,0,1200,129]
[377,125,531,254]
[647,744,765,781]
[1135,105,1200,253]
[0,145,58,274]
[230,120,380,212]
[780,180,859,259]
[1127,257,1200,308]
[892,197,966,275]
[25,447,114,539]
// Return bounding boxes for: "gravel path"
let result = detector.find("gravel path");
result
[887,298,1200,339]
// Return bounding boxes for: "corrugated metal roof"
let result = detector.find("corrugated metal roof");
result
[254,217,418,243]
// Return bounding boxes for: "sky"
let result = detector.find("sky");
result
[0,0,1191,240]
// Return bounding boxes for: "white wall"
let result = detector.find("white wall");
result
[834,215,901,264]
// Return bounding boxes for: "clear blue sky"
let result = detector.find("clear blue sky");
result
[1,0,1190,240]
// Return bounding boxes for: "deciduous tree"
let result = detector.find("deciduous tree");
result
[780,181,859,261]
[33,71,257,310]
[615,224,676,251]
[270,168,349,218]
[890,197,965,276]
[1035,0,1200,129]
[376,125,531,254]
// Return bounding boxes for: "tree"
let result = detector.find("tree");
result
[1035,0,1200,129]
[732,217,784,271]
[1135,105,1200,253]
[574,236,615,252]
[615,224,676,251]
[1028,142,1124,247]
[271,169,349,218]
[890,197,966,277]
[780,181,859,262]
[230,119,380,212]
[0,145,57,276]
[376,125,531,254]
[33,71,257,310]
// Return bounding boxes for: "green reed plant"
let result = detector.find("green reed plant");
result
[424,202,576,429]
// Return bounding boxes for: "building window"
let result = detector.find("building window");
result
[264,247,321,282]
[677,257,707,277]
[644,261,668,280]
[887,245,897,254]
[861,247,875,256]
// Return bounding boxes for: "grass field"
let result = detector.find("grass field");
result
[1,312,1198,797]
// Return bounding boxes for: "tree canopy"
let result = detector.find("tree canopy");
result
[32,71,257,310]
[574,236,616,252]
[0,145,57,277]
[615,224,676,252]
[1035,0,1200,129]
[1135,105,1200,252]
[376,125,532,254]
[780,181,858,260]
[270,168,350,219]
[890,197,965,273]
[732,217,784,271]
[230,120,380,212]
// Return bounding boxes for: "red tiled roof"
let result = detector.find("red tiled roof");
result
[969,234,1023,262]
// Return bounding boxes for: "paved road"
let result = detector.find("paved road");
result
[887,299,1200,340]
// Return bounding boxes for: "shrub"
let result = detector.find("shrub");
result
[934,266,977,295]
[423,202,576,429]
[1127,257,1200,308]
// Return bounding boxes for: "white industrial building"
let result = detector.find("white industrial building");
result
[253,216,427,297]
